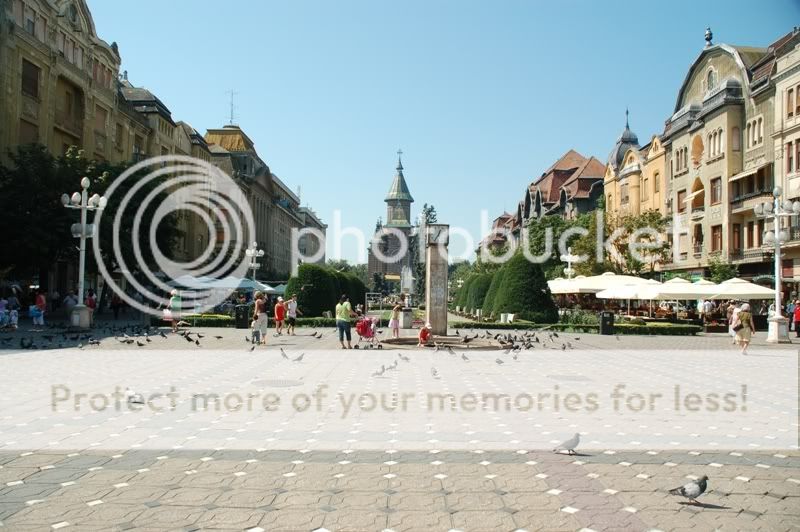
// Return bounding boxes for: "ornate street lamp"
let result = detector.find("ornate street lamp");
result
[61,177,106,328]
[560,246,580,279]
[753,186,800,343]
[245,242,264,281]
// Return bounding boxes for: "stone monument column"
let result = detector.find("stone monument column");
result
[425,224,449,336]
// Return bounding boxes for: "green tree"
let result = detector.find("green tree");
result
[466,273,493,312]
[482,266,506,318]
[492,252,558,323]
[456,274,476,309]
[708,256,738,284]
[285,264,337,317]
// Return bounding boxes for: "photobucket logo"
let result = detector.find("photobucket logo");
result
[92,155,255,317]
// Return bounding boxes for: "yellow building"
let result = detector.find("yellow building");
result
[0,0,123,163]
[603,112,667,218]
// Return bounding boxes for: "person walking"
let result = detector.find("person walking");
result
[111,292,122,320]
[389,300,402,339]
[274,297,286,336]
[167,289,181,333]
[252,291,268,345]
[726,301,739,345]
[33,289,46,327]
[793,300,800,338]
[335,294,356,349]
[734,303,756,355]
[85,289,97,326]
[286,294,302,335]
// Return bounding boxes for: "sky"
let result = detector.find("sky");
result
[88,0,794,263]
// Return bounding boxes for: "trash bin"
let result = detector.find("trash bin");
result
[234,304,250,329]
[599,311,614,335]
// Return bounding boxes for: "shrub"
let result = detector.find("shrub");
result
[456,275,476,310]
[150,313,234,327]
[482,267,506,317]
[492,253,558,323]
[467,273,493,312]
[285,264,337,317]
[560,309,599,325]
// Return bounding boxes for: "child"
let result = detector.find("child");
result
[417,322,433,347]
[389,301,402,339]
[251,319,261,344]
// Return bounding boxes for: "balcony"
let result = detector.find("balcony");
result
[54,110,83,137]
[691,206,705,220]
[730,248,772,263]
[730,190,772,213]
[693,243,703,258]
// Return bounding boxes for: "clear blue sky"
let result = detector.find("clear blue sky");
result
[88,0,793,263]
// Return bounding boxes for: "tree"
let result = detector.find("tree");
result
[482,266,506,318]
[285,264,337,317]
[492,252,558,323]
[466,273,493,312]
[0,145,178,288]
[708,256,738,284]
[456,274,476,309]
[607,210,670,274]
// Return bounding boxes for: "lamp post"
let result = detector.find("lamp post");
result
[61,177,106,328]
[560,246,580,279]
[754,186,800,343]
[245,242,264,281]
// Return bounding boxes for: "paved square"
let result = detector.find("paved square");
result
[0,326,798,530]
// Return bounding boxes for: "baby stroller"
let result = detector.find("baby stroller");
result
[355,316,379,348]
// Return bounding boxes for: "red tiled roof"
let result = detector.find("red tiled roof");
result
[560,156,605,199]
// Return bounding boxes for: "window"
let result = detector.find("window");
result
[23,5,35,35]
[94,105,107,133]
[642,177,649,200]
[746,221,754,248]
[758,118,763,143]
[65,39,73,63]
[19,119,38,144]
[75,46,83,69]
[789,142,795,174]
[790,89,795,118]
[746,123,751,148]
[21,59,39,98]
[677,189,687,213]
[733,224,742,252]
[35,14,46,42]
[57,32,65,55]
[757,219,765,247]
[710,177,722,205]
[607,194,612,207]
[115,123,123,147]
[796,83,800,116]
[711,225,722,252]
[654,172,660,192]
[13,0,23,26]
[707,69,716,91]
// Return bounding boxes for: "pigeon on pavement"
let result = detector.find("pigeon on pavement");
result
[125,388,144,405]
[669,476,708,504]
[553,433,580,454]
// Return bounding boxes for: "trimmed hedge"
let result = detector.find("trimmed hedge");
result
[482,267,506,317]
[448,321,702,335]
[285,264,338,317]
[456,275,476,310]
[295,317,389,328]
[466,273,493,312]
[492,253,558,323]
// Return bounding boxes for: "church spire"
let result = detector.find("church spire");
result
[385,150,414,203]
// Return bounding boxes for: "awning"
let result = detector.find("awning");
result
[729,162,770,182]
[682,189,705,203]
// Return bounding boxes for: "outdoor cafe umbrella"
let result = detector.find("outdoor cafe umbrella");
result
[595,279,661,315]
[638,277,720,300]
[707,278,775,300]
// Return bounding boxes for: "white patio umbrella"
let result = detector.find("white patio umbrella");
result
[639,277,719,300]
[707,278,775,300]
[595,279,661,315]
[547,275,595,294]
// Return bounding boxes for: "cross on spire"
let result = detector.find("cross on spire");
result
[396,148,403,170]
[625,107,629,129]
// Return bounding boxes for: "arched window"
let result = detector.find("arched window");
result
[746,123,751,148]
[732,126,740,151]
[607,194,613,207]
[707,69,716,91]
[654,171,660,192]
[758,118,763,143]
[719,128,724,154]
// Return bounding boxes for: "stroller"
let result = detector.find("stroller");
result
[355,316,379,348]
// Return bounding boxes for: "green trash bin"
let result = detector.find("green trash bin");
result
[235,305,250,329]
[599,311,615,335]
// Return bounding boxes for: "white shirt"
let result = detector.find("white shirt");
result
[287,300,298,318]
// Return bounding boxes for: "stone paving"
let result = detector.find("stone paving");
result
[0,325,798,531]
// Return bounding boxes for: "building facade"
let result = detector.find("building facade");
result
[660,29,788,280]
[603,114,668,219]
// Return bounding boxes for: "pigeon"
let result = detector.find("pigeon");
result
[125,388,144,405]
[431,367,440,379]
[136,340,145,347]
[615,335,620,341]
[159,331,167,338]
[461,353,469,361]
[372,365,386,377]
[249,345,256,352]
[669,476,708,504]
[195,339,200,346]
[446,346,457,355]
[245,336,250,343]
[280,348,289,360]
[292,353,305,362]
[553,433,580,454]
[214,335,223,340]
[495,358,504,365]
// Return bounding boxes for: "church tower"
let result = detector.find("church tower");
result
[368,151,416,285]
[384,152,414,228]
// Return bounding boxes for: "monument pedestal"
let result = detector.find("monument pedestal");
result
[70,304,91,329]
[424,224,449,336]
